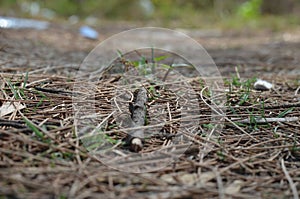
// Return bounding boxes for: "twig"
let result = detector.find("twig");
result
[215,167,225,199]
[34,86,82,96]
[295,86,300,96]
[228,102,300,110]
[235,117,299,124]
[281,159,299,199]
[264,102,300,109]
[0,118,27,129]
[126,87,148,152]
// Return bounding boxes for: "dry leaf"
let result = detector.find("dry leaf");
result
[160,174,176,184]
[224,180,244,195]
[178,173,198,185]
[196,171,216,187]
[199,172,215,184]
[0,101,26,117]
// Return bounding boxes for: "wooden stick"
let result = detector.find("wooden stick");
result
[126,87,147,152]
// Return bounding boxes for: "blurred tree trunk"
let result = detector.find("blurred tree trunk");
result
[261,0,296,15]
[213,0,239,17]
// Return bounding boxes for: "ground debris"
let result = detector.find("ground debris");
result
[0,26,300,198]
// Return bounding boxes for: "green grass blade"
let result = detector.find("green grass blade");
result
[277,107,294,118]
[23,71,29,88]
[24,118,44,138]
[7,80,20,99]
[154,55,169,62]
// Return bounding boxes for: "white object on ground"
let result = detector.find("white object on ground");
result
[79,26,99,40]
[254,79,273,90]
[0,16,49,30]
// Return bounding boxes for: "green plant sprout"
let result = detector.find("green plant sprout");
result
[202,123,214,130]
[33,89,48,111]
[116,49,170,76]
[24,117,44,139]
[50,152,74,161]
[226,75,257,106]
[216,150,225,161]
[82,126,122,152]
[277,107,294,118]
[20,72,29,99]
[259,100,271,128]
[6,73,30,100]
[7,80,22,100]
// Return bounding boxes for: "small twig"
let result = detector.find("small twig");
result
[0,118,26,129]
[235,117,299,124]
[215,167,225,199]
[264,102,300,109]
[113,97,122,113]
[281,159,299,199]
[220,152,267,174]
[295,86,300,96]
[34,87,82,96]
[166,102,173,134]
[94,111,115,134]
[229,102,300,110]
[162,57,175,82]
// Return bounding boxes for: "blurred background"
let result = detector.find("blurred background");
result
[0,0,299,31]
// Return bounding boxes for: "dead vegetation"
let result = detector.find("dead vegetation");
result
[0,27,300,199]
[0,60,299,198]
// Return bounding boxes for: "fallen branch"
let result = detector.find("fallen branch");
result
[125,87,148,152]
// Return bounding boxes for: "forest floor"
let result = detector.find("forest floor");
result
[0,23,299,199]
